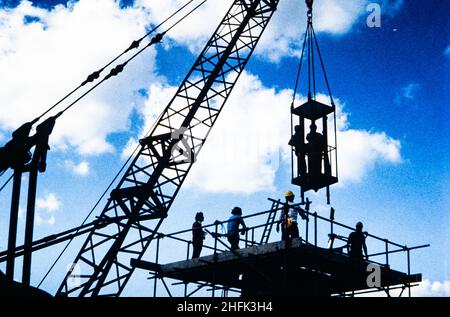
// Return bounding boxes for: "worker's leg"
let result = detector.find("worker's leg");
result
[228,234,239,250]
[192,242,202,258]
[291,223,299,239]
[281,228,287,241]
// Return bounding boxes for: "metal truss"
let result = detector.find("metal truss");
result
[57,0,279,297]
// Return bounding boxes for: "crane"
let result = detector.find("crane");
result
[51,0,280,297]
[0,0,428,298]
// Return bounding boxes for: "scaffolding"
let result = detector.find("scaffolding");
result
[131,199,429,297]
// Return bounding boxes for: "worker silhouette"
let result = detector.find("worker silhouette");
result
[192,212,205,258]
[347,222,368,260]
[276,191,308,242]
[227,207,247,250]
[306,123,330,180]
[0,122,34,173]
[289,125,307,177]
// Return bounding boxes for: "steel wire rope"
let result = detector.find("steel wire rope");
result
[33,0,196,124]
[37,0,209,288]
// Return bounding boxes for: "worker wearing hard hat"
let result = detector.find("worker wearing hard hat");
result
[276,191,308,241]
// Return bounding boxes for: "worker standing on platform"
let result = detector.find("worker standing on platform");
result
[192,212,205,258]
[347,222,368,260]
[276,191,308,241]
[227,207,247,250]
[289,125,307,177]
[306,123,325,178]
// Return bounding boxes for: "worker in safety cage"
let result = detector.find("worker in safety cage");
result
[191,212,205,258]
[227,207,247,250]
[347,222,368,260]
[276,191,308,241]
[306,123,326,178]
[289,125,307,177]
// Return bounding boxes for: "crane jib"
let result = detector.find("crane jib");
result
[57,0,280,297]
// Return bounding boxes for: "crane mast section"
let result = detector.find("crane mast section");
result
[57,0,279,297]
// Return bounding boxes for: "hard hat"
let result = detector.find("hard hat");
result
[285,191,295,197]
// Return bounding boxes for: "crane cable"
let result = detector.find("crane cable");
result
[0,173,13,193]
[0,0,199,188]
[291,6,335,106]
[53,0,207,121]
[37,105,167,289]
[290,1,339,182]
[34,0,196,124]
[36,0,209,288]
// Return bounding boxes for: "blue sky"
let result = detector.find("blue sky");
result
[0,0,449,296]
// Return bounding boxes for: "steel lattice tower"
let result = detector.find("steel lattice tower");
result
[57,0,279,297]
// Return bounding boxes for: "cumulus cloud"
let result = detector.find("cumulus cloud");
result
[36,213,56,226]
[138,0,405,62]
[0,0,158,155]
[0,0,406,159]
[64,160,90,176]
[17,193,60,225]
[358,279,450,297]
[36,192,61,225]
[37,192,61,212]
[413,280,450,297]
[137,0,372,62]
[135,71,401,194]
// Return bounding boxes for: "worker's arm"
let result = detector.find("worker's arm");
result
[276,210,284,232]
[240,218,247,231]
[346,233,352,254]
[297,207,308,220]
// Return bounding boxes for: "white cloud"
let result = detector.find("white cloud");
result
[0,0,158,155]
[18,207,25,221]
[35,212,56,226]
[413,280,450,297]
[358,279,450,297]
[395,83,420,104]
[0,0,405,159]
[35,192,61,225]
[135,0,228,53]
[37,192,61,212]
[18,204,56,225]
[338,129,401,183]
[142,0,404,62]
[137,72,401,194]
[186,72,292,194]
[137,0,372,62]
[64,160,90,176]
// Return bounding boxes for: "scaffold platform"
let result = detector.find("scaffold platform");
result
[132,237,422,297]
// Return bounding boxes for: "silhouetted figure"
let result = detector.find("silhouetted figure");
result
[289,125,307,177]
[227,207,247,250]
[306,123,330,178]
[347,222,368,260]
[0,122,34,173]
[192,212,205,258]
[276,191,307,242]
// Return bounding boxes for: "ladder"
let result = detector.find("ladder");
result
[260,199,281,244]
